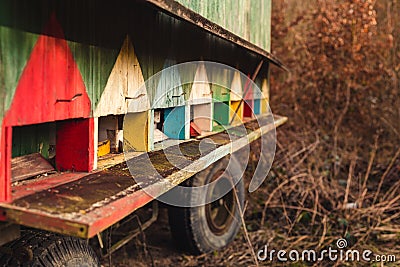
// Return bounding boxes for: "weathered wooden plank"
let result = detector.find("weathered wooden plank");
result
[56,118,95,172]
[127,37,149,112]
[189,62,212,105]
[244,77,254,100]
[0,114,287,237]
[94,37,129,117]
[253,99,261,115]
[260,78,270,114]
[3,14,91,127]
[243,99,254,118]
[124,111,150,152]
[11,123,54,159]
[0,126,12,202]
[94,36,147,116]
[192,103,213,132]
[230,70,243,101]
[0,0,49,122]
[11,153,55,182]
[209,67,232,102]
[254,78,264,99]
[153,59,185,108]
[230,100,244,126]
[213,102,230,130]
[0,26,38,121]
[68,40,119,113]
[163,106,187,140]
[262,78,270,102]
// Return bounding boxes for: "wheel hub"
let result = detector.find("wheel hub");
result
[205,173,236,236]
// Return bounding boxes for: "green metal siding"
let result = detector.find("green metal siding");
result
[12,123,52,158]
[175,0,271,51]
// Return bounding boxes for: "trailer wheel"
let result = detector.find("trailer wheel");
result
[0,230,99,267]
[168,157,244,254]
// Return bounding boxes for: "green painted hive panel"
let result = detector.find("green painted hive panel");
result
[175,0,271,51]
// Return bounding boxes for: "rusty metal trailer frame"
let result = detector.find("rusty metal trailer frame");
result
[0,115,287,238]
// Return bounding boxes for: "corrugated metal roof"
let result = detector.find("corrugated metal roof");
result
[144,0,288,71]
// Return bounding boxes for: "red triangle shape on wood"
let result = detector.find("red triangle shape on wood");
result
[4,13,91,126]
[190,121,202,137]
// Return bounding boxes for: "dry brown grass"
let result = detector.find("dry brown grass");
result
[107,1,399,266]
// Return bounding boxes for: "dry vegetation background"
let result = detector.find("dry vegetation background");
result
[259,0,399,265]
[110,0,399,266]
[249,0,399,265]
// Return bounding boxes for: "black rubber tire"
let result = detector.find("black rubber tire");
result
[168,156,245,255]
[0,230,99,267]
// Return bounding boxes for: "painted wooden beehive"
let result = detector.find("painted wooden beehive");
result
[0,0,274,202]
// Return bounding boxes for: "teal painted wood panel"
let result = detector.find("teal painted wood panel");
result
[163,106,186,139]
[253,99,261,115]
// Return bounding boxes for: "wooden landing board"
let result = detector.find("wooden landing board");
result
[0,115,287,239]
[11,153,55,182]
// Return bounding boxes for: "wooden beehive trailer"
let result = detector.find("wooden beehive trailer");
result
[0,0,287,265]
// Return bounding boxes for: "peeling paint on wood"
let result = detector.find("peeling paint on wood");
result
[4,14,92,127]
[11,153,55,182]
[56,118,95,172]
[124,111,150,152]
[230,100,244,126]
[213,102,230,130]
[230,70,243,101]
[192,103,213,132]
[153,59,185,108]
[189,62,212,105]
[95,36,147,117]
[0,0,282,207]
